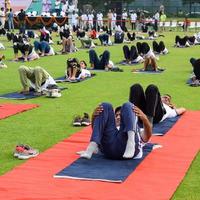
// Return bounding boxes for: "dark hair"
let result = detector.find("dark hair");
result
[115,106,121,114]
[80,60,87,66]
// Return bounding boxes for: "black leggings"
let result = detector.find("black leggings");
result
[127,32,136,41]
[153,41,165,53]
[123,45,138,61]
[175,36,188,46]
[129,84,165,123]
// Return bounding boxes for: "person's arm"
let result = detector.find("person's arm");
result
[91,105,104,127]
[175,107,186,115]
[133,106,152,143]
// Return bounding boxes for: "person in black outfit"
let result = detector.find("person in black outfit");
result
[17,9,26,34]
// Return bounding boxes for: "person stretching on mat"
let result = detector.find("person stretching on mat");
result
[66,58,91,81]
[34,40,55,57]
[123,45,144,64]
[89,49,117,71]
[18,65,57,95]
[129,84,186,124]
[78,101,152,160]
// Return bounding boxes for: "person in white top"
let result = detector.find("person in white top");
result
[80,13,88,30]
[71,11,79,31]
[0,7,5,29]
[154,10,160,31]
[111,11,117,31]
[88,12,94,30]
[61,1,68,15]
[96,11,103,31]
[54,0,61,16]
[66,58,91,81]
[129,84,186,125]
[121,9,128,30]
[130,11,137,30]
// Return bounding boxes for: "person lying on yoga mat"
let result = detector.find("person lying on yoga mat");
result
[123,45,144,64]
[189,58,200,86]
[66,58,91,81]
[18,65,57,95]
[34,40,55,57]
[136,42,156,59]
[152,41,168,55]
[129,84,186,124]
[78,101,152,160]
[174,35,196,47]
[89,49,115,71]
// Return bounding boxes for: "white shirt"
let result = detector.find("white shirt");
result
[55,0,61,9]
[88,14,94,21]
[161,103,177,122]
[71,13,79,24]
[154,12,160,21]
[77,69,91,79]
[111,13,117,21]
[130,13,137,22]
[81,14,88,21]
[122,12,128,20]
[97,13,103,21]
[62,3,68,13]
[30,75,56,92]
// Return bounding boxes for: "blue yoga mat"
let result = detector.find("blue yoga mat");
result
[55,74,96,83]
[0,91,39,100]
[54,143,155,183]
[0,87,68,100]
[118,60,139,66]
[133,68,165,74]
[152,116,180,136]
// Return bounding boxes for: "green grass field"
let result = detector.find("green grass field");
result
[0,30,200,199]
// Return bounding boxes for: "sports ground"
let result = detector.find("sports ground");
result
[0,30,200,199]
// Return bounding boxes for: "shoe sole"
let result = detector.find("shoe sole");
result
[81,122,91,126]
[18,152,39,160]
[73,123,81,126]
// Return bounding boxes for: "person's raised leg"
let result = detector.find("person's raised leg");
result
[119,102,138,158]
[99,50,110,70]
[130,46,138,60]
[123,45,130,62]
[80,102,117,159]
[89,49,100,69]
[145,84,164,124]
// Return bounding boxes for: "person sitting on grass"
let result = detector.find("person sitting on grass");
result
[18,65,57,96]
[34,40,55,57]
[66,58,91,81]
[129,84,186,124]
[123,45,144,64]
[59,26,77,53]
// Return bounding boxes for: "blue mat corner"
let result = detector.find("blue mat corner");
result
[152,116,180,136]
